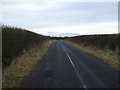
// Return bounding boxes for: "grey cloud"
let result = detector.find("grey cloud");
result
[2,2,117,29]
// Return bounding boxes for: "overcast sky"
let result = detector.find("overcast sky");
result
[1,0,118,37]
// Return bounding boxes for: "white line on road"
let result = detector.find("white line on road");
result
[63,46,87,89]
[63,48,75,68]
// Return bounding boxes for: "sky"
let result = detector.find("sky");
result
[1,0,118,37]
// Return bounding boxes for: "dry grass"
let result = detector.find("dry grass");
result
[2,41,53,88]
[65,40,119,71]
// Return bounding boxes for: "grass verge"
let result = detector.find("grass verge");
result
[2,40,53,88]
[65,40,119,71]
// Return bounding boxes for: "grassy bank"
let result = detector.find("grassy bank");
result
[2,41,53,88]
[65,41,119,70]
[2,25,49,68]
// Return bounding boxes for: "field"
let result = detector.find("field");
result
[67,34,119,52]
[2,25,50,68]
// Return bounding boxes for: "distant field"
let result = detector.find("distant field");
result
[2,25,50,68]
[67,34,119,52]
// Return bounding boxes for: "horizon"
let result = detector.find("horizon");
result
[2,24,118,38]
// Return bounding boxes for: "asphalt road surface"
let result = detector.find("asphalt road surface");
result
[24,40,118,88]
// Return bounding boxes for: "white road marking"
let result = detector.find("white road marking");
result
[63,48,75,68]
[63,46,87,89]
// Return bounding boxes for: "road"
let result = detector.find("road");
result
[24,40,118,88]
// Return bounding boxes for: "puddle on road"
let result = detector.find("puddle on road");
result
[45,69,53,78]
[44,69,54,88]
